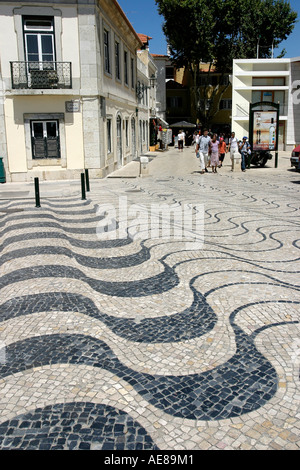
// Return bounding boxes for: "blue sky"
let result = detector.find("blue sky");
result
[118,0,300,58]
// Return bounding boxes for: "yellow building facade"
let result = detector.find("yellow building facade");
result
[171,64,232,132]
[0,0,146,182]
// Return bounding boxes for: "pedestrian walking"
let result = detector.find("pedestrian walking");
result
[195,129,211,174]
[193,131,200,152]
[239,136,251,172]
[178,130,185,152]
[228,132,239,171]
[218,137,227,167]
[210,134,220,173]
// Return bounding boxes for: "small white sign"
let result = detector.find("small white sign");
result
[65,100,80,112]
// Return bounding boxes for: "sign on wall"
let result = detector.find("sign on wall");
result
[65,100,81,113]
[249,102,279,152]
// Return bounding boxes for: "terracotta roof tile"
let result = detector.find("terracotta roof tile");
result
[138,34,153,43]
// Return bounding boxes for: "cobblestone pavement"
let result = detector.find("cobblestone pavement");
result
[0,149,299,450]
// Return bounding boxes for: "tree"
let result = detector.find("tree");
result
[155,0,298,127]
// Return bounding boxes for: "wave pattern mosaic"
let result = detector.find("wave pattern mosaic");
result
[0,171,299,450]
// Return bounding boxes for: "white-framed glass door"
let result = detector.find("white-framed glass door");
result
[24,18,55,71]
[25,34,55,65]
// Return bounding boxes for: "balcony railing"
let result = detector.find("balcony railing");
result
[10,61,72,89]
[235,104,249,117]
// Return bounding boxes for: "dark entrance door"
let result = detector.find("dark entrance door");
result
[31,120,60,159]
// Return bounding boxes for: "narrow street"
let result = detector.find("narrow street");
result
[0,146,299,450]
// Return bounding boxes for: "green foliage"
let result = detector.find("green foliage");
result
[155,0,298,126]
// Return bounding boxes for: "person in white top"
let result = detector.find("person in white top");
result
[228,132,239,171]
[178,130,185,152]
[195,129,211,173]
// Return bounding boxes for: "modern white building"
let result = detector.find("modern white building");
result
[0,0,159,182]
[152,54,169,123]
[231,57,300,151]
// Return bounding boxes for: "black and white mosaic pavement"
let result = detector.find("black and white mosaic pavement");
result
[0,156,299,450]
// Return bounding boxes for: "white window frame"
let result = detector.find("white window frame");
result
[13,6,63,64]
[23,16,55,69]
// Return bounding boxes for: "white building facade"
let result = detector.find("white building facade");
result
[0,0,147,182]
[152,54,168,123]
[136,48,158,155]
[231,58,300,151]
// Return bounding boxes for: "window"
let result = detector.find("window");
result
[115,40,120,80]
[166,66,174,80]
[23,17,55,66]
[125,119,129,147]
[104,29,110,74]
[124,51,128,85]
[131,57,135,89]
[167,96,183,108]
[220,99,232,110]
[198,74,219,86]
[252,90,285,108]
[107,118,112,153]
[31,120,60,159]
[252,77,285,86]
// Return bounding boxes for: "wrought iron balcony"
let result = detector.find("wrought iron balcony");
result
[10,61,72,90]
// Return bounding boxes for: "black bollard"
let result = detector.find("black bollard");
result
[81,173,86,200]
[85,168,90,192]
[34,177,41,207]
